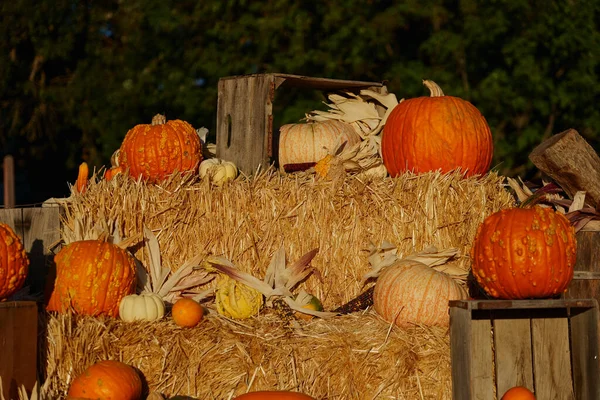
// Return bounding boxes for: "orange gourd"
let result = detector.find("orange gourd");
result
[67,360,142,400]
[105,166,124,181]
[381,80,493,177]
[46,240,137,317]
[0,223,29,300]
[471,206,576,299]
[75,162,89,193]
[373,259,467,327]
[501,386,536,399]
[172,298,204,327]
[119,114,202,183]
[233,391,315,400]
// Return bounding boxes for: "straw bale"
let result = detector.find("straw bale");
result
[61,168,514,309]
[41,310,452,399]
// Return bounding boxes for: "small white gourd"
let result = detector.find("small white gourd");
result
[119,293,165,322]
[199,158,238,186]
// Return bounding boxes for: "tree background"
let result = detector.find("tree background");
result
[1,0,599,205]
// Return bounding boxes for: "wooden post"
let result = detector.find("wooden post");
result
[0,301,38,400]
[3,155,15,208]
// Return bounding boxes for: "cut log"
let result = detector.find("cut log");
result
[529,129,600,207]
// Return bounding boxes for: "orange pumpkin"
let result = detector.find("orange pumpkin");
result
[172,298,205,327]
[471,206,576,299]
[75,162,89,193]
[373,259,467,327]
[0,223,29,300]
[67,360,142,400]
[233,391,315,400]
[278,120,361,168]
[501,386,536,399]
[119,114,202,183]
[46,240,137,317]
[381,80,493,177]
[105,166,124,181]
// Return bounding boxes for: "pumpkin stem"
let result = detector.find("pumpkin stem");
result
[423,80,445,97]
[151,114,167,125]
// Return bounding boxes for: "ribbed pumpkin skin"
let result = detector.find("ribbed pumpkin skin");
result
[47,240,136,317]
[382,91,493,177]
[278,120,361,167]
[119,116,202,183]
[471,206,576,299]
[373,260,467,327]
[233,391,315,400]
[0,223,29,300]
[67,360,142,400]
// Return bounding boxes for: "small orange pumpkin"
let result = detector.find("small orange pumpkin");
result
[0,223,29,300]
[471,206,576,299]
[172,298,205,327]
[119,114,203,183]
[46,240,137,317]
[382,80,493,177]
[67,360,142,400]
[105,166,124,181]
[501,386,536,400]
[233,391,315,400]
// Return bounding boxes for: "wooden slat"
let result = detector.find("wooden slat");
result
[531,311,574,399]
[570,303,600,400]
[450,306,471,400]
[450,299,597,310]
[471,317,495,400]
[0,301,38,400]
[3,155,15,208]
[493,317,534,397]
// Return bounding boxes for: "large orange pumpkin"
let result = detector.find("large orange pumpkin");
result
[119,114,202,183]
[233,391,315,400]
[67,360,142,400]
[0,223,29,300]
[471,206,576,299]
[47,240,137,317]
[278,120,361,168]
[373,259,467,327]
[381,80,493,177]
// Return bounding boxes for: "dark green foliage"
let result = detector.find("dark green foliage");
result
[1,0,599,203]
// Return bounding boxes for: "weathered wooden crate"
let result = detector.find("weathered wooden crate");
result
[216,73,383,174]
[449,299,600,400]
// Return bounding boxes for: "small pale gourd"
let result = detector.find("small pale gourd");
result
[119,293,165,322]
[373,259,467,327]
[199,158,238,186]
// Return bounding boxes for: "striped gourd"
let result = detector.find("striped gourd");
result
[373,260,467,327]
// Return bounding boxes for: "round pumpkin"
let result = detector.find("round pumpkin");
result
[46,240,137,317]
[172,298,204,328]
[471,206,576,299]
[233,391,315,400]
[381,80,493,177]
[501,386,536,400]
[119,293,165,322]
[119,114,203,183]
[199,158,238,186]
[0,223,29,300]
[67,360,142,400]
[373,259,467,327]
[278,120,361,168]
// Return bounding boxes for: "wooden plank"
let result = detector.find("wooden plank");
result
[531,311,574,400]
[0,301,38,400]
[570,304,600,400]
[450,299,597,311]
[219,73,382,91]
[471,316,495,400]
[493,316,534,397]
[450,306,471,400]
[3,155,15,208]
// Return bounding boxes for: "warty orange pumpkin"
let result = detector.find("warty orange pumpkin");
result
[67,360,142,400]
[0,223,29,300]
[471,206,576,299]
[381,80,493,177]
[46,240,137,317]
[119,114,203,183]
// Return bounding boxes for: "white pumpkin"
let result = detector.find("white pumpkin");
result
[119,293,165,322]
[199,158,238,186]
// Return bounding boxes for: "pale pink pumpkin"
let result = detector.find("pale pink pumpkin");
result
[278,120,361,167]
[373,260,467,327]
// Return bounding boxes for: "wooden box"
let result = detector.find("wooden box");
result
[0,301,38,400]
[216,73,383,174]
[449,299,600,400]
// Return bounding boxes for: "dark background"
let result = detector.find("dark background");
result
[1,0,599,205]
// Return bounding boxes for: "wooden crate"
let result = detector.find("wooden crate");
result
[216,73,383,174]
[0,301,38,400]
[449,299,600,400]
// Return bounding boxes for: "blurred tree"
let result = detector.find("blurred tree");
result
[1,0,598,203]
